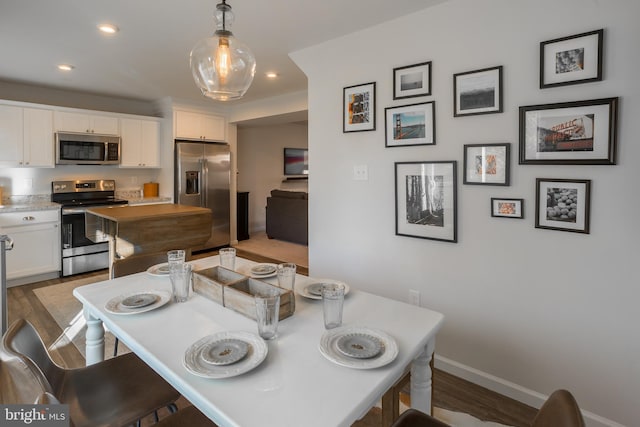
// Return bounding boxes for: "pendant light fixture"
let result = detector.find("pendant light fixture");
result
[190,0,256,101]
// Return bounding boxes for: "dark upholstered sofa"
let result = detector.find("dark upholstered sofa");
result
[266,189,308,245]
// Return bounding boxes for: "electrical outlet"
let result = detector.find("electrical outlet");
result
[409,290,421,306]
[131,176,138,184]
[353,165,368,181]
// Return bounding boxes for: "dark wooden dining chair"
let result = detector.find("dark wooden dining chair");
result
[0,318,181,427]
[391,389,585,427]
[154,405,218,426]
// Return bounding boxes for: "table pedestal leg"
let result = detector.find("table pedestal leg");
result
[84,309,105,366]
[411,337,435,415]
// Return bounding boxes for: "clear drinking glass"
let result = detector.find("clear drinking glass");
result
[219,247,236,270]
[170,263,192,303]
[255,288,281,340]
[276,263,296,291]
[322,283,345,329]
[167,249,186,271]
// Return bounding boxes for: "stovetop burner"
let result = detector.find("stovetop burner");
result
[58,198,128,208]
[51,179,128,208]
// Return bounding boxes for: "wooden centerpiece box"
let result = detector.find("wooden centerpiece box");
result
[192,266,246,305]
[192,267,295,320]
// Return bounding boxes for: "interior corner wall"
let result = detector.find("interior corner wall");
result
[290,1,639,426]
[237,123,308,233]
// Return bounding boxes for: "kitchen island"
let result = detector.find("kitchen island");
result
[85,204,212,264]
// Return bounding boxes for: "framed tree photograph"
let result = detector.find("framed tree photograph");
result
[393,61,432,99]
[463,143,510,185]
[535,178,591,234]
[540,29,603,89]
[491,198,524,219]
[453,66,503,117]
[385,101,435,147]
[519,97,617,165]
[343,82,376,133]
[395,161,457,243]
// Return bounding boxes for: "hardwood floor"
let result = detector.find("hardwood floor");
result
[6,245,538,426]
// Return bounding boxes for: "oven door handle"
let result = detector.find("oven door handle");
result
[62,208,88,215]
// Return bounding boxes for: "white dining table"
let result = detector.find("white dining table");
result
[73,256,444,427]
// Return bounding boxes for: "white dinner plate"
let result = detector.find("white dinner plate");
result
[300,279,350,300]
[249,263,278,278]
[184,331,268,379]
[105,290,172,315]
[146,263,170,276]
[319,326,398,369]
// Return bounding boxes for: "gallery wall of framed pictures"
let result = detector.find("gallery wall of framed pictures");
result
[342,26,616,240]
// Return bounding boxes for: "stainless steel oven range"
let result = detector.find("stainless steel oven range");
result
[51,180,127,276]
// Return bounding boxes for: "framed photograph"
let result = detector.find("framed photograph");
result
[463,143,510,185]
[540,29,603,89]
[393,61,432,99]
[535,178,591,234]
[385,101,435,147]
[343,82,376,133]
[395,161,457,243]
[491,198,524,219]
[453,66,503,117]
[519,97,617,165]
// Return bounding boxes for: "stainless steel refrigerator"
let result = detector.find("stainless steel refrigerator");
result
[175,141,230,250]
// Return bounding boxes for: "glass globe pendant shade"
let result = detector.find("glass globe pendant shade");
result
[190,1,256,101]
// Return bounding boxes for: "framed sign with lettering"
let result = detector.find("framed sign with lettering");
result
[519,97,617,165]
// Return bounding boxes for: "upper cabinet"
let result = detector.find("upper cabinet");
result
[175,110,225,141]
[0,105,54,168]
[120,118,161,168]
[54,110,119,135]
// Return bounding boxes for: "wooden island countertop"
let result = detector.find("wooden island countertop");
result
[85,203,213,261]
[86,203,211,222]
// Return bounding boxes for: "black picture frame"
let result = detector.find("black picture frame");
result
[343,82,376,133]
[393,61,432,100]
[395,161,457,243]
[491,198,524,219]
[453,66,503,117]
[535,178,591,234]
[519,97,617,165]
[463,143,510,186]
[385,101,436,147]
[540,29,604,89]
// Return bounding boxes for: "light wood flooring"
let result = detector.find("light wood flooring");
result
[6,238,538,426]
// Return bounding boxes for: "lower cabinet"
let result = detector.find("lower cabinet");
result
[0,210,60,283]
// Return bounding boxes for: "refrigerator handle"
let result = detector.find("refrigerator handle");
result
[201,158,208,207]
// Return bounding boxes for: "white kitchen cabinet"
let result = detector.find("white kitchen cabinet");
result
[0,209,60,282]
[0,105,54,167]
[175,110,225,141]
[0,104,23,166]
[54,110,119,135]
[120,118,160,168]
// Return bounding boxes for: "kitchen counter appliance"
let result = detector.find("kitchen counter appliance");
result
[52,180,128,276]
[175,140,230,250]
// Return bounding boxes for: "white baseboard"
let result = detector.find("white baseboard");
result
[434,355,626,427]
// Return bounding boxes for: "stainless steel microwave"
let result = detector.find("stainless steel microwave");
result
[55,132,121,165]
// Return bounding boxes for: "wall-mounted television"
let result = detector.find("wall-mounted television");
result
[283,147,308,176]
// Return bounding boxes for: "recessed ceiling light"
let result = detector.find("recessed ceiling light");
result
[58,64,75,71]
[266,72,278,79]
[98,23,119,34]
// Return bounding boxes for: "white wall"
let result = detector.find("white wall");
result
[237,123,308,232]
[291,1,639,426]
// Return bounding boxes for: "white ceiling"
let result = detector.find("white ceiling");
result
[0,0,446,106]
